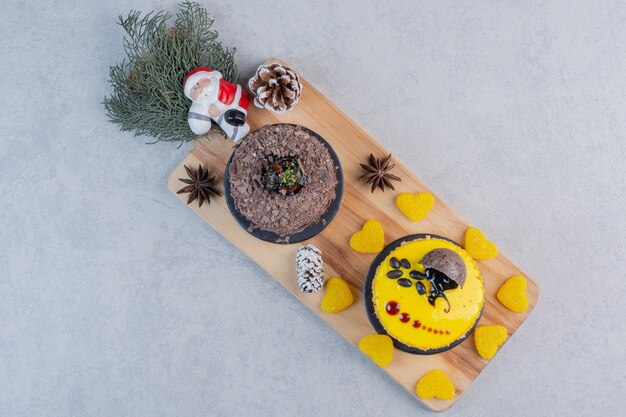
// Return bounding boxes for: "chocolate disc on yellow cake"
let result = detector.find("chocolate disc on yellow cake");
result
[364,234,485,354]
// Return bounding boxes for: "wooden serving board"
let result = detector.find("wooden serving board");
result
[167,58,539,411]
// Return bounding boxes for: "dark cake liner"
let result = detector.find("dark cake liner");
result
[363,234,484,355]
[224,124,344,244]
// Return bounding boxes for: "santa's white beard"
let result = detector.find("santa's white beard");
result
[193,84,217,105]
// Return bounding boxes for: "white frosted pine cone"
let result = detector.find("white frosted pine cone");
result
[296,244,324,293]
[248,63,302,114]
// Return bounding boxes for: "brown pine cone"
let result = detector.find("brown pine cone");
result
[248,63,302,114]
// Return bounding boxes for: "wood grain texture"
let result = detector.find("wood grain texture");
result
[167,58,539,412]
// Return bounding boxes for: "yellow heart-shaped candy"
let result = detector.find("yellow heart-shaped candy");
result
[349,219,384,253]
[416,369,455,400]
[474,325,508,359]
[358,334,394,367]
[396,192,435,222]
[497,275,529,312]
[321,277,354,313]
[464,227,498,260]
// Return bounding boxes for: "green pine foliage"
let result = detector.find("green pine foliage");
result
[104,2,237,143]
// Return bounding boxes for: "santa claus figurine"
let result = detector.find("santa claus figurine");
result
[183,67,251,142]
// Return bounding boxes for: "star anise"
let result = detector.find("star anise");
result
[359,153,402,193]
[177,164,222,207]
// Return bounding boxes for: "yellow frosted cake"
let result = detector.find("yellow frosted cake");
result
[365,234,485,354]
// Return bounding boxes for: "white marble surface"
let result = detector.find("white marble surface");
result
[1,1,625,416]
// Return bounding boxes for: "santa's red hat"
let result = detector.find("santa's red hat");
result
[183,67,221,100]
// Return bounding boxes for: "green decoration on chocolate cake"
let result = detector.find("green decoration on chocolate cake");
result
[262,155,306,195]
[103,2,238,144]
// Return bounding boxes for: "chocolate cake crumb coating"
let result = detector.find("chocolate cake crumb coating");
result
[228,124,339,237]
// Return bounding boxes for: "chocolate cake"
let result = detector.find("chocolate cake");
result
[227,124,340,240]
